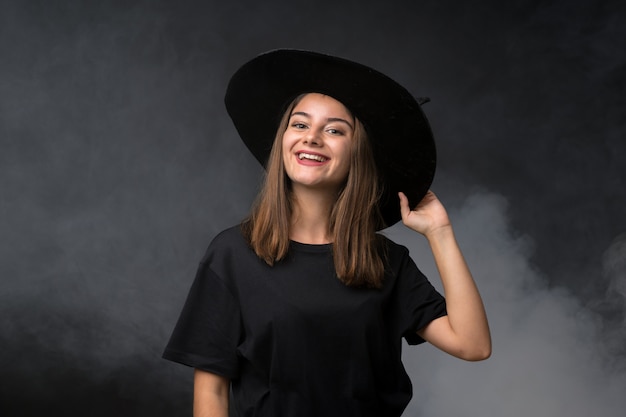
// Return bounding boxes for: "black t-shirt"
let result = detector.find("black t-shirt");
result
[163,226,446,417]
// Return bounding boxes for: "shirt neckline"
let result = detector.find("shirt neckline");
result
[289,240,332,253]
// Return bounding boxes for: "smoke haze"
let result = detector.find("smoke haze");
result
[387,193,626,415]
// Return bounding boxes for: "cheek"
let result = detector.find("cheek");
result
[281,136,291,161]
[281,136,296,173]
[282,132,296,153]
[340,143,354,169]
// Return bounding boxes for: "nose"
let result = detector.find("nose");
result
[303,129,322,146]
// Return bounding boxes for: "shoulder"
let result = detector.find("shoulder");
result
[377,233,410,260]
[201,224,251,263]
[210,224,247,247]
[195,225,262,293]
[377,233,424,279]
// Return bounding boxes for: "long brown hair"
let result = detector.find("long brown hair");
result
[241,94,386,288]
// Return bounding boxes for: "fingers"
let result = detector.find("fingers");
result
[398,192,410,220]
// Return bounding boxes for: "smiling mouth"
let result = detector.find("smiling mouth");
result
[297,152,328,162]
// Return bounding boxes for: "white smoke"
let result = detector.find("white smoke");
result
[384,192,626,416]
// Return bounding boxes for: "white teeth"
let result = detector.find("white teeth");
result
[298,152,327,162]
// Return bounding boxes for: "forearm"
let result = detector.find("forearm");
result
[427,225,491,359]
[193,369,230,417]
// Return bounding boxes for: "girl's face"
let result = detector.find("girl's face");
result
[282,93,354,193]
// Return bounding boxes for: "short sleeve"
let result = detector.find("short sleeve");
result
[163,260,242,379]
[391,246,447,346]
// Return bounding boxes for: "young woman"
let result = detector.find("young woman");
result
[164,50,491,417]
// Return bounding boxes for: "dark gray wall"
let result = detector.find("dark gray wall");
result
[1,0,625,415]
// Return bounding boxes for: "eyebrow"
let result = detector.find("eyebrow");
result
[290,111,354,130]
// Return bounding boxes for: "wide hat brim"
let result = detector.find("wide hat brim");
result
[225,49,436,228]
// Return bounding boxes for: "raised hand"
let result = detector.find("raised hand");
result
[398,190,451,237]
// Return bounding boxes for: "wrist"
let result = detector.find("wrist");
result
[424,223,454,243]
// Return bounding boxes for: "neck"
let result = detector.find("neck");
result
[289,185,338,244]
